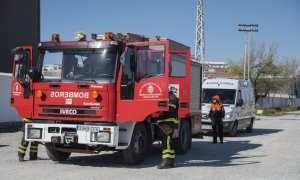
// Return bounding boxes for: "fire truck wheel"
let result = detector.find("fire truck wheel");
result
[123,123,148,165]
[174,119,191,155]
[45,143,71,161]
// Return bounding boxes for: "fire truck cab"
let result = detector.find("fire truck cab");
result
[10,32,202,164]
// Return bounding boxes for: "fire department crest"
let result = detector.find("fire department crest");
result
[147,85,154,94]
[139,83,162,99]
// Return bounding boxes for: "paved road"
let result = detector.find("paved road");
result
[1,112,300,180]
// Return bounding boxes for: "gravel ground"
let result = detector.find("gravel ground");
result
[0,112,300,180]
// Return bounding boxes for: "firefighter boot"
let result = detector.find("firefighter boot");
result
[18,152,25,162]
[29,152,38,160]
[157,158,174,169]
[169,158,175,168]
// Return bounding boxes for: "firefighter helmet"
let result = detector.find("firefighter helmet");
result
[213,95,220,101]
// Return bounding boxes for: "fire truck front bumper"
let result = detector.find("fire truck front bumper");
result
[25,123,119,147]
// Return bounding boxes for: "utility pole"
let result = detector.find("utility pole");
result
[238,24,258,80]
[195,0,205,79]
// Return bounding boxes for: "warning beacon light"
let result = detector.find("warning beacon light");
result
[104,32,114,40]
[74,32,86,41]
[52,34,60,42]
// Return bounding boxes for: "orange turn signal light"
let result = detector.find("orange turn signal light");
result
[91,91,99,99]
[36,90,43,98]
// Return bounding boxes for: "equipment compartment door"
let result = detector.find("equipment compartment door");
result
[10,46,34,118]
[117,41,170,122]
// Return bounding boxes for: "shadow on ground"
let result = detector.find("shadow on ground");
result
[235,128,283,137]
[56,128,282,169]
[203,128,283,137]
[58,140,263,169]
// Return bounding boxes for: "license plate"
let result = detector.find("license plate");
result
[77,125,100,132]
[202,125,212,130]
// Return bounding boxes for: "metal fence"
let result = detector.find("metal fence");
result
[256,97,300,109]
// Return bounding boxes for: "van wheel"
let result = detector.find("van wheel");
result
[45,143,71,161]
[246,119,254,132]
[123,123,148,165]
[174,120,191,155]
[229,122,238,137]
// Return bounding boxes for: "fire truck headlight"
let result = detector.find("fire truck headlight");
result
[96,131,110,143]
[36,90,43,98]
[91,91,99,99]
[28,128,42,139]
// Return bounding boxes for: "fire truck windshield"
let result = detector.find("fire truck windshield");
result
[39,48,117,83]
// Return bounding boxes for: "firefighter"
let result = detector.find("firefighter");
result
[209,95,225,143]
[157,88,179,169]
[18,118,39,161]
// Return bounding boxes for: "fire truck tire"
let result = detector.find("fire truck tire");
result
[122,123,148,165]
[174,119,191,155]
[45,143,71,161]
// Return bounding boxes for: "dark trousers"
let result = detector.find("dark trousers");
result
[18,122,39,158]
[212,119,223,142]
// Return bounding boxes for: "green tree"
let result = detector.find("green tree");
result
[278,58,299,105]
[227,42,282,102]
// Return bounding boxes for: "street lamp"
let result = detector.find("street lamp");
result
[238,24,258,80]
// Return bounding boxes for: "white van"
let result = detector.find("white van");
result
[201,78,256,136]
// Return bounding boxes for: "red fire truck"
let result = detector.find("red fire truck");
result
[10,32,202,164]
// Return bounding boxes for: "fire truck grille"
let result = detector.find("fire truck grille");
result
[38,104,101,119]
[39,105,100,109]
[38,114,101,119]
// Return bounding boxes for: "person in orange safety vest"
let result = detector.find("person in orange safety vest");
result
[209,95,225,143]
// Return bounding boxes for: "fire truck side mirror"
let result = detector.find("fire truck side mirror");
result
[15,54,24,61]
[237,99,244,107]
[120,52,125,66]
[27,67,37,80]
[11,47,25,61]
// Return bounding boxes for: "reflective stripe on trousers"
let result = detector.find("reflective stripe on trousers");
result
[162,134,175,159]
[157,118,178,124]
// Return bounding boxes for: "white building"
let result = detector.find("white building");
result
[202,61,228,79]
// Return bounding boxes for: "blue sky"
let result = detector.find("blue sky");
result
[41,0,300,62]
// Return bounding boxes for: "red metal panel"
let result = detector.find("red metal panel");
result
[169,50,191,119]
[32,83,115,122]
[116,40,170,122]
